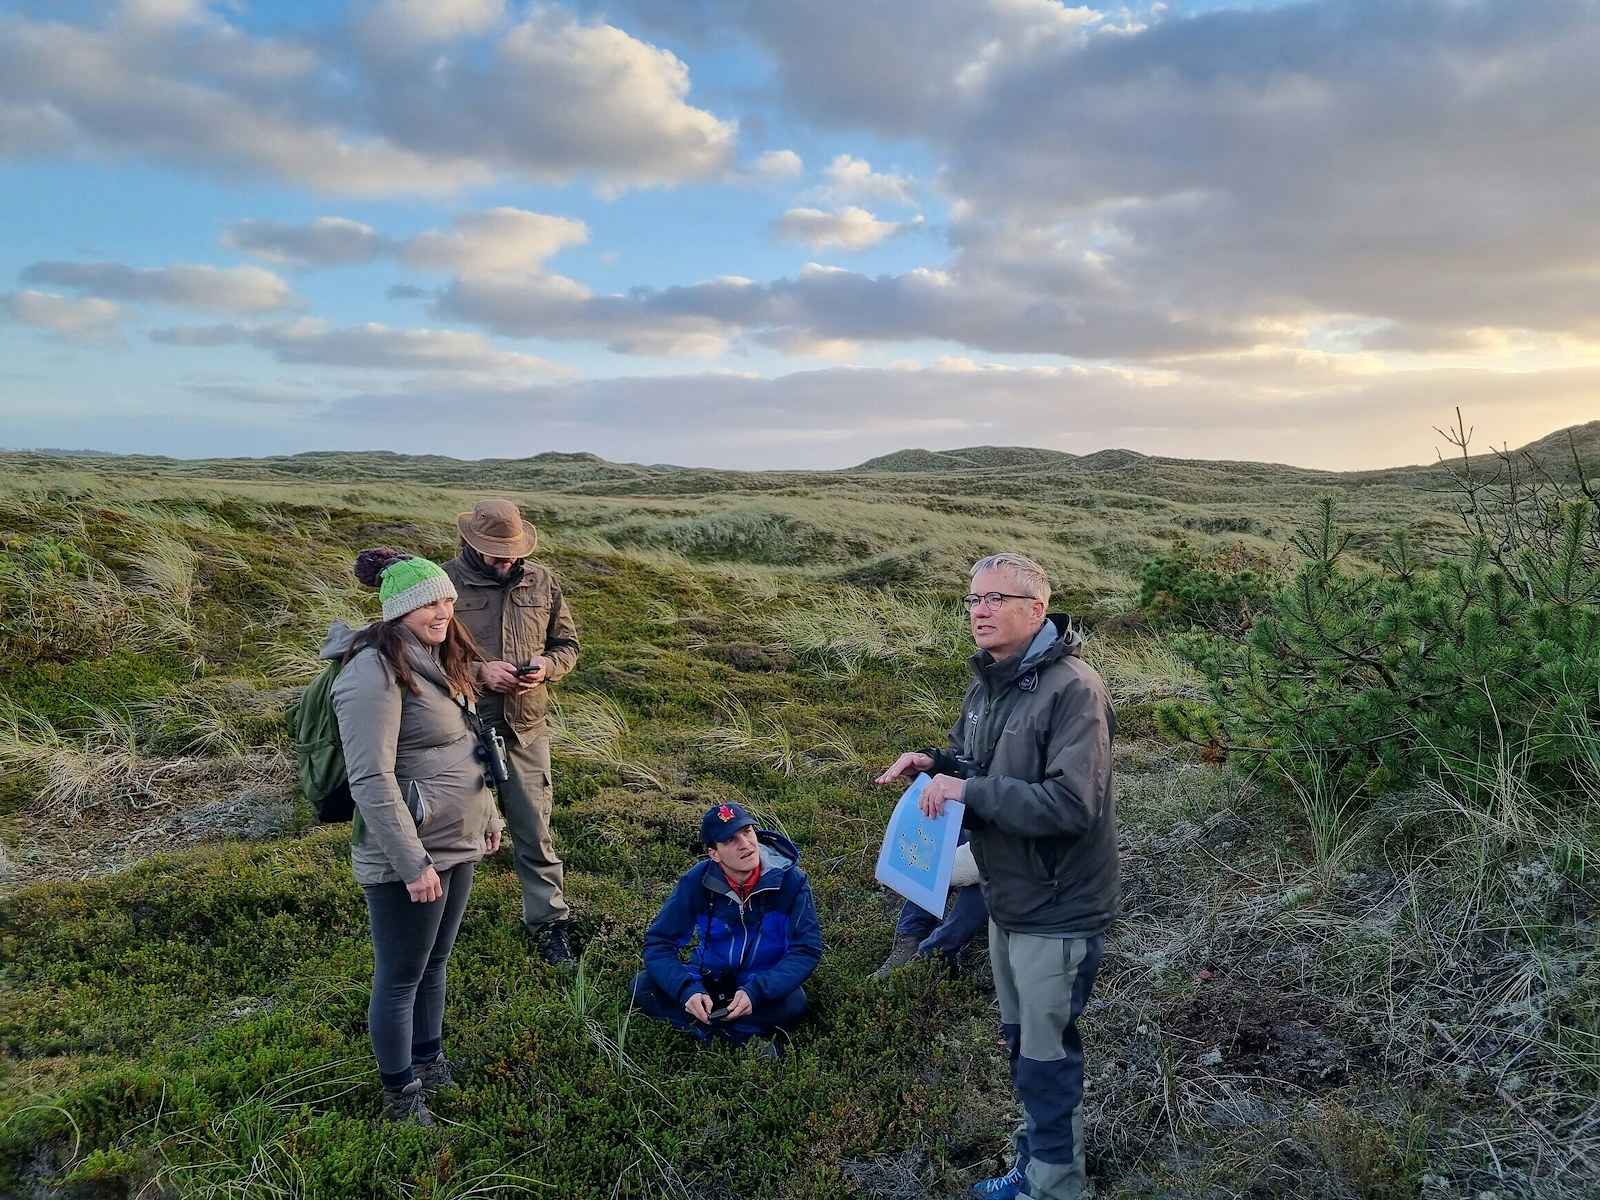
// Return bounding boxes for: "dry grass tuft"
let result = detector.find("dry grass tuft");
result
[549,693,669,791]
[767,588,968,674]
[695,691,865,777]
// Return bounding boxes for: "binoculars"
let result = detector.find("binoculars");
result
[475,726,511,789]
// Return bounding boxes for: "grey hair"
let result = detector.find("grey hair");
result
[970,553,1051,609]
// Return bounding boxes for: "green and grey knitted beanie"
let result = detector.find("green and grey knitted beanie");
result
[353,547,457,621]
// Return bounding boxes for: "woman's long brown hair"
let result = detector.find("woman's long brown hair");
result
[345,615,482,700]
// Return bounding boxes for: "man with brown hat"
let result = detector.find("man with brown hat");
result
[443,499,581,965]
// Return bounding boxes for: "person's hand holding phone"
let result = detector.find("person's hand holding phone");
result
[512,657,547,690]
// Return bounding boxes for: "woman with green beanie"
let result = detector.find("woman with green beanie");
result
[319,547,505,1125]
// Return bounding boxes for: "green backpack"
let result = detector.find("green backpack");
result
[285,660,355,823]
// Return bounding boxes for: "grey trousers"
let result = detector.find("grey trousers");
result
[495,720,569,931]
[990,923,1105,1200]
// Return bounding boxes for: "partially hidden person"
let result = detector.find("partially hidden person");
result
[443,499,581,965]
[324,548,505,1125]
[629,802,822,1056]
[872,833,989,979]
[878,553,1120,1200]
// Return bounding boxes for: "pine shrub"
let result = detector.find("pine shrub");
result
[1138,539,1288,637]
[1159,497,1600,808]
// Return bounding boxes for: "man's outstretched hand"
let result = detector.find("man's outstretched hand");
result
[875,751,933,785]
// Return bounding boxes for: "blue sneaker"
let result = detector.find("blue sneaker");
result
[971,1164,1026,1199]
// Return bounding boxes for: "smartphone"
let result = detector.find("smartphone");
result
[513,662,539,676]
[707,1004,731,1022]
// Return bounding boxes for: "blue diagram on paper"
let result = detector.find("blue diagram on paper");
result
[875,774,966,916]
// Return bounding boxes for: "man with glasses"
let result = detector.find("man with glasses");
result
[444,499,581,965]
[878,553,1119,1200]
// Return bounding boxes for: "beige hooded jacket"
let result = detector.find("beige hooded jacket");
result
[322,621,504,887]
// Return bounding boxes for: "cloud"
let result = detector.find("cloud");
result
[433,257,1249,362]
[2,290,131,341]
[434,271,736,356]
[350,0,507,58]
[219,207,588,278]
[181,377,328,409]
[222,218,392,267]
[150,317,570,375]
[773,206,917,251]
[292,354,1596,472]
[823,154,912,203]
[398,208,589,276]
[371,8,736,190]
[751,149,803,180]
[631,0,1104,136]
[0,4,481,196]
[609,0,1600,364]
[20,261,299,315]
[935,1,1600,351]
[0,1,735,195]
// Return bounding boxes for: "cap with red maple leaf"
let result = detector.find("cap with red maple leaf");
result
[701,801,757,846]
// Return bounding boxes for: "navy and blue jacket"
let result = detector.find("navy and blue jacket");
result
[642,830,822,1008]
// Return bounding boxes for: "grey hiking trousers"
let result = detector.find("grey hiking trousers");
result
[991,923,1106,1200]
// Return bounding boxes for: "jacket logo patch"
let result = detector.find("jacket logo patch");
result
[1019,672,1038,692]
[967,712,980,724]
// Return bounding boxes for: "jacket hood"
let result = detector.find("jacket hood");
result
[318,619,447,687]
[1033,613,1083,664]
[755,828,801,868]
[319,619,366,661]
[698,828,801,897]
[970,612,1082,683]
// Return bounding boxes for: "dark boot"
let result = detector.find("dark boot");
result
[537,918,577,967]
[414,1055,457,1098]
[746,1036,781,1062]
[381,1079,435,1126]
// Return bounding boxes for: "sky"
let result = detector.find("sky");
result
[2,0,1596,471]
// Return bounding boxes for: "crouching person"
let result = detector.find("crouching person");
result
[629,802,821,1054]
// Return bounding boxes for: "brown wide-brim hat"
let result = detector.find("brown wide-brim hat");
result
[457,498,538,559]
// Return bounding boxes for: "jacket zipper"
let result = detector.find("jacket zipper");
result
[719,874,779,973]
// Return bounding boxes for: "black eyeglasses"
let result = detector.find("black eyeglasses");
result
[961,592,1038,611]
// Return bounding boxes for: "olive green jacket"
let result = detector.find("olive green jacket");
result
[442,556,580,737]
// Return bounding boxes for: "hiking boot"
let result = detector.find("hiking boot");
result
[746,1036,781,1062]
[871,934,921,981]
[536,918,577,967]
[414,1055,457,1098]
[381,1079,435,1126]
[971,1164,1025,1200]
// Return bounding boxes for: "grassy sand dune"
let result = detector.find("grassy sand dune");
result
[1,433,1595,1198]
